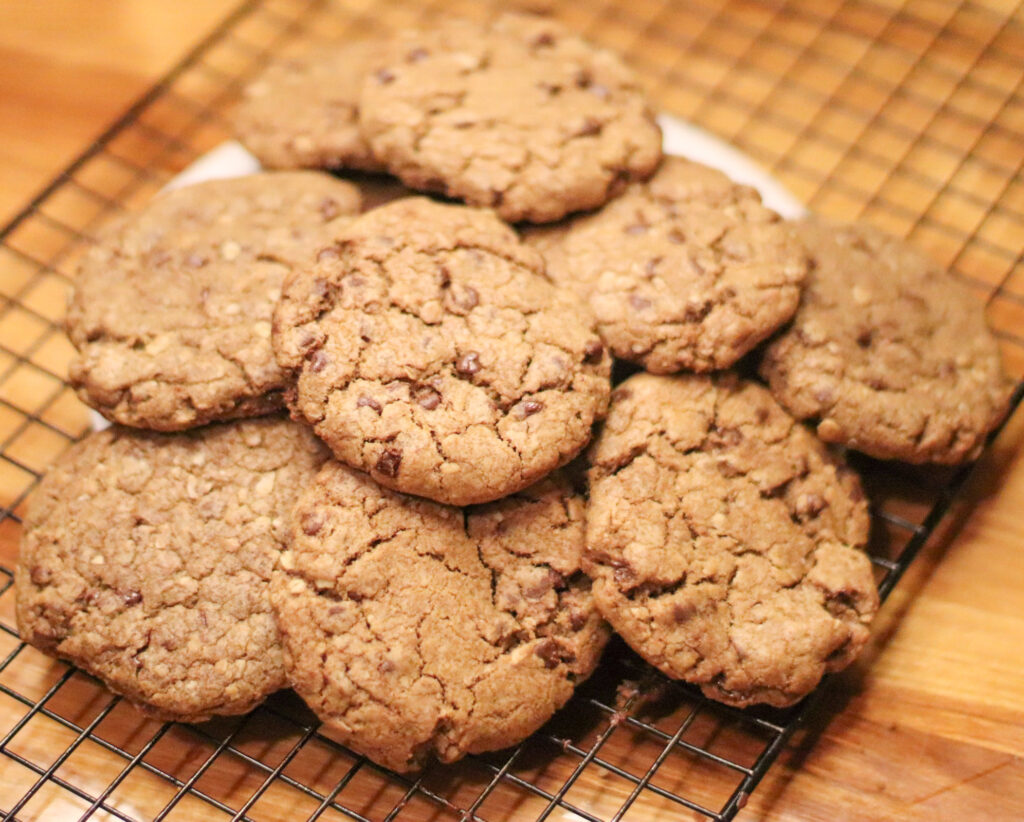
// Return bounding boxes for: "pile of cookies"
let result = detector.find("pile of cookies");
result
[16,12,1012,774]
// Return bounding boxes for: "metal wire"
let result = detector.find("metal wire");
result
[0,0,1021,819]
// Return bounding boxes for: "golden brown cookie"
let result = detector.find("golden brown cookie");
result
[358,13,662,223]
[584,373,879,708]
[272,197,611,505]
[271,462,609,772]
[234,41,383,171]
[760,220,1012,464]
[66,172,361,431]
[525,156,807,373]
[16,417,329,722]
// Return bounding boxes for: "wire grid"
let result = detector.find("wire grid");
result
[0,0,1022,819]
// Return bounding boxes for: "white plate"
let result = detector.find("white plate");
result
[89,114,805,432]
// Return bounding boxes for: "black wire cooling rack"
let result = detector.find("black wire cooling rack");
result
[0,0,1022,819]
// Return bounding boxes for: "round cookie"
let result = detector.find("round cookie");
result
[760,220,1013,464]
[584,373,879,708]
[358,12,662,223]
[234,41,382,171]
[16,417,329,722]
[272,197,611,505]
[66,172,361,431]
[525,156,807,373]
[271,461,610,772]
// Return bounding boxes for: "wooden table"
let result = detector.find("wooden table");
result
[0,2,1022,820]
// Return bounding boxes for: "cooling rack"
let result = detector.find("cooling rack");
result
[1,0,1022,819]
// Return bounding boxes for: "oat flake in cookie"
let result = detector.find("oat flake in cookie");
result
[584,373,879,708]
[234,41,382,171]
[760,220,1013,464]
[272,462,609,772]
[16,417,329,722]
[526,156,807,373]
[358,12,662,223]
[66,172,361,431]
[272,197,611,506]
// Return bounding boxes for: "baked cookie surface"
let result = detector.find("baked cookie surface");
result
[272,462,609,772]
[760,220,1012,463]
[358,13,661,223]
[66,172,361,431]
[526,157,807,373]
[584,373,878,707]
[16,417,328,722]
[273,197,611,505]
[234,41,382,171]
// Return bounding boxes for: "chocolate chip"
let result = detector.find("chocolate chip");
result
[376,449,402,478]
[683,299,712,322]
[438,265,451,288]
[568,609,587,630]
[415,386,441,410]
[645,258,660,276]
[301,511,325,536]
[575,117,603,137]
[186,253,207,268]
[456,351,481,376]
[29,565,50,585]
[516,399,544,419]
[406,47,429,62]
[531,31,555,47]
[856,329,873,348]
[122,591,142,606]
[630,294,652,310]
[316,245,340,263]
[716,459,742,478]
[613,563,635,584]
[535,638,561,669]
[756,406,770,423]
[309,350,329,373]
[357,394,382,414]
[866,376,887,390]
[625,223,648,235]
[611,387,632,403]
[319,197,340,220]
[347,590,364,602]
[375,67,396,84]
[796,492,826,518]
[583,339,604,364]
[575,69,592,87]
[813,386,835,405]
[378,658,396,673]
[668,229,685,244]
[454,285,479,311]
[673,601,695,623]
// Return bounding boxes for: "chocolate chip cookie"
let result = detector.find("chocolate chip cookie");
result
[526,156,807,373]
[760,220,1013,464]
[584,373,878,708]
[271,461,609,772]
[234,41,382,171]
[272,197,611,505]
[16,417,329,722]
[66,172,361,431]
[358,12,662,223]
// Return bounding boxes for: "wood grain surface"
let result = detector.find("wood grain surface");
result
[0,1,1022,820]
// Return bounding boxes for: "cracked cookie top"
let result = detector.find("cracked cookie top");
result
[760,220,1012,464]
[525,157,807,373]
[66,171,361,431]
[16,417,329,722]
[234,40,383,171]
[271,461,609,772]
[272,197,611,506]
[357,12,662,223]
[584,373,878,708]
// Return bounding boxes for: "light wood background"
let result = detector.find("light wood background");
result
[0,1,1022,820]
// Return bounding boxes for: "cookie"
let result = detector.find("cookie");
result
[584,373,878,708]
[358,12,662,223]
[271,462,609,772]
[66,172,361,431]
[760,220,1013,464]
[16,417,329,722]
[525,157,807,373]
[272,197,611,505]
[234,41,382,171]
